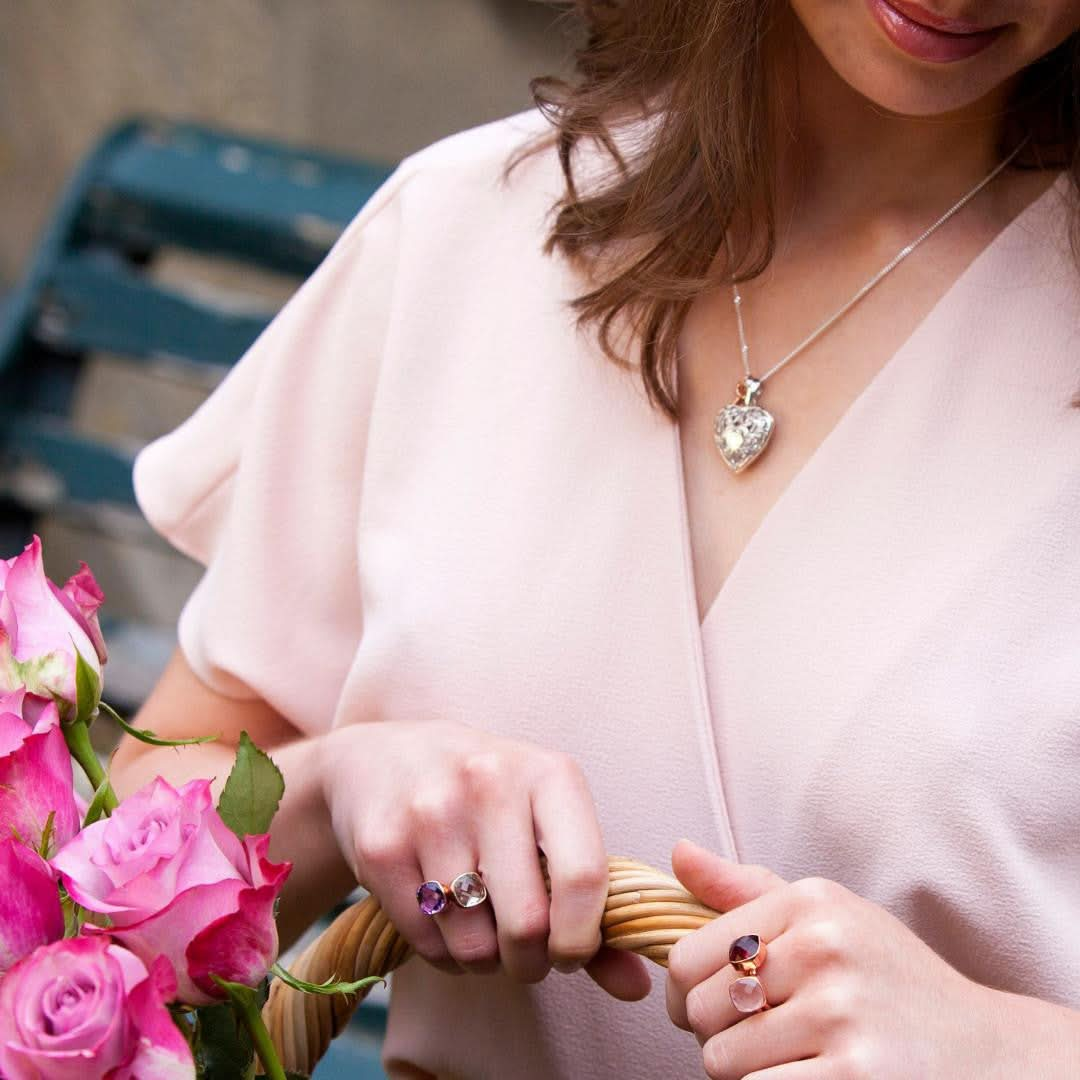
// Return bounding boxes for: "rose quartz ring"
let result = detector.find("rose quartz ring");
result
[728,934,770,1014]
[416,872,489,916]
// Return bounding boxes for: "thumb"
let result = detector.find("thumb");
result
[671,839,787,912]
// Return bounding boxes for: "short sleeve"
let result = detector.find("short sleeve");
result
[133,165,409,733]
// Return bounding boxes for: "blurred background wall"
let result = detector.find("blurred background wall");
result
[0,0,575,282]
[0,1,576,704]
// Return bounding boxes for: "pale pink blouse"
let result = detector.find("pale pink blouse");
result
[134,109,1080,1078]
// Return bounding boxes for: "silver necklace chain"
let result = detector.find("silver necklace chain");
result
[730,137,1030,386]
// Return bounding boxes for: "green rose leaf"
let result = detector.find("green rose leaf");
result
[271,962,384,997]
[217,731,285,839]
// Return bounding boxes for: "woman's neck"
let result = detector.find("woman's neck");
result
[767,14,1018,240]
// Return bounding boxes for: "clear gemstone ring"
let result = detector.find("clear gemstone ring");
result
[416,872,489,916]
[450,871,488,909]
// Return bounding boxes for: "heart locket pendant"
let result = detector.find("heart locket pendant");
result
[713,376,774,473]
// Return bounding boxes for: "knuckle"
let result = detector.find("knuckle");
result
[667,939,693,988]
[683,984,711,1036]
[460,751,510,800]
[549,932,600,968]
[557,860,608,897]
[501,899,551,946]
[791,874,843,910]
[702,1037,735,1080]
[355,828,409,872]
[450,931,499,968]
[539,748,584,784]
[804,917,849,967]
[836,1039,878,1080]
[412,936,453,968]
[409,782,464,829]
[813,976,858,1033]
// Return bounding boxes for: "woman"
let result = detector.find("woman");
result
[116,0,1080,1076]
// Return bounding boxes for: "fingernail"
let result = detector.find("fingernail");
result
[553,960,582,975]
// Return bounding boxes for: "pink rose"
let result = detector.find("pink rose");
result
[0,838,64,975]
[0,936,194,1079]
[0,536,107,718]
[53,777,291,1005]
[0,688,80,851]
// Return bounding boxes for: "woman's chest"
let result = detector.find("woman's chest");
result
[337,195,1080,968]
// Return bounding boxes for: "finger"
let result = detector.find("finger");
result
[584,946,652,1001]
[675,930,799,1042]
[361,846,464,977]
[474,799,551,982]
[531,758,608,972]
[672,839,787,912]
[741,1062,828,1080]
[667,891,794,1007]
[414,813,500,974]
[700,1001,820,1080]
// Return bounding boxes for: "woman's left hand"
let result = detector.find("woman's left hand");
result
[665,839,1028,1079]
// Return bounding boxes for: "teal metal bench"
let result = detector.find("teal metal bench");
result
[0,116,393,510]
[0,117,396,1078]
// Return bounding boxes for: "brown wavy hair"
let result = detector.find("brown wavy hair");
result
[510,1,1080,418]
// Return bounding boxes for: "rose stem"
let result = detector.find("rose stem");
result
[63,719,119,813]
[218,980,288,1080]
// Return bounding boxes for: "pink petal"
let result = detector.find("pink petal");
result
[186,880,284,1000]
[0,721,80,851]
[53,562,108,666]
[0,840,63,975]
[110,956,194,1079]
[103,877,249,1006]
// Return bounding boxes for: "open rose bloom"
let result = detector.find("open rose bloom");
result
[0,537,298,1078]
[54,778,291,1006]
[0,938,192,1080]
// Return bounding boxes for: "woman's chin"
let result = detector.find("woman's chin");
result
[820,39,1022,119]
[844,68,1010,118]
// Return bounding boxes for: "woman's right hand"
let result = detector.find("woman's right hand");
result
[318,719,651,1001]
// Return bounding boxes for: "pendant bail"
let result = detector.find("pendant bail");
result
[736,375,763,407]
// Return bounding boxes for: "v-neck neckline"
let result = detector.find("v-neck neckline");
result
[674,170,1067,639]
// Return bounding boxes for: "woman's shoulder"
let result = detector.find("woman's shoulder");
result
[348,107,565,243]
[398,107,556,182]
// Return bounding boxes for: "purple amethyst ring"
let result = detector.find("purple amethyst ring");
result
[416,872,489,916]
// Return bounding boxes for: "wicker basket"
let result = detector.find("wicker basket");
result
[263,857,720,1075]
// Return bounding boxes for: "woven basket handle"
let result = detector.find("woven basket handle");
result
[263,856,720,1075]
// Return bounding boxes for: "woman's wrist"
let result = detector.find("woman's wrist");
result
[976,981,1080,1078]
[268,728,358,946]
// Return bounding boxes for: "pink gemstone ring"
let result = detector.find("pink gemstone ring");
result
[729,974,769,1014]
[728,934,770,1014]
[416,871,489,916]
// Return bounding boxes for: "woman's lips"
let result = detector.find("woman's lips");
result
[867,0,1007,62]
